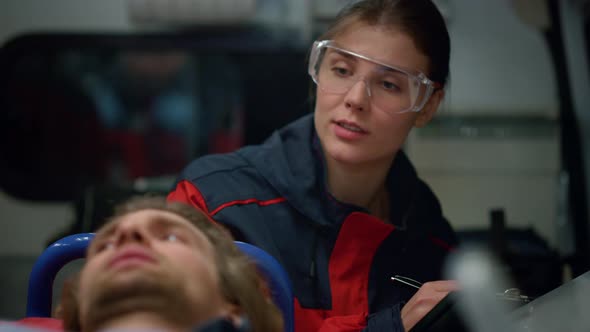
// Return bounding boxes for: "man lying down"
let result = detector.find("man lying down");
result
[4,197,283,332]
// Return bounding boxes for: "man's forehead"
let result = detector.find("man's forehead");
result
[96,209,199,236]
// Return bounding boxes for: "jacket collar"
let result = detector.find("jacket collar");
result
[240,113,419,229]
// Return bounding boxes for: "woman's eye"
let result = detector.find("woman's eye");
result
[381,80,401,92]
[331,67,351,77]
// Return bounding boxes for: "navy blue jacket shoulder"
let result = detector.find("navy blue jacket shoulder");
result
[169,114,457,332]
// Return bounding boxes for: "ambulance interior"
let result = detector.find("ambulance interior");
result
[0,0,589,328]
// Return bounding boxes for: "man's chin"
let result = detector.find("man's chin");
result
[99,266,172,300]
[107,266,154,286]
[82,271,193,331]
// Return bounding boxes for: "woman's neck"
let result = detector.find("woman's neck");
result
[324,154,393,218]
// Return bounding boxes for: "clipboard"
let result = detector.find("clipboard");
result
[408,292,467,332]
[409,290,530,332]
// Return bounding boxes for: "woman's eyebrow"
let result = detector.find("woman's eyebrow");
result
[330,49,404,74]
[329,49,357,62]
[377,65,405,74]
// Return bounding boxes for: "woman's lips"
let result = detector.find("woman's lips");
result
[332,120,368,140]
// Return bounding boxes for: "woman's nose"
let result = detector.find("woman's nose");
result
[344,79,371,112]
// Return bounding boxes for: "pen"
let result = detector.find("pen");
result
[390,275,422,290]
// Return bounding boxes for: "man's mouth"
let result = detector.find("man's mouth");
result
[108,247,156,269]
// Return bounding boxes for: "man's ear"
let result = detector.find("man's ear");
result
[223,304,245,328]
[59,274,82,332]
[414,89,445,128]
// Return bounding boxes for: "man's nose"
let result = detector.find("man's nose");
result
[115,223,147,246]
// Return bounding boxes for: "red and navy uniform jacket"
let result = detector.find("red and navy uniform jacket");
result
[168,114,457,332]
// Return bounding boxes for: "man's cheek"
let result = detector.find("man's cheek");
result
[79,262,100,297]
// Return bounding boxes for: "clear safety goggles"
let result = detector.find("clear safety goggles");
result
[308,40,441,114]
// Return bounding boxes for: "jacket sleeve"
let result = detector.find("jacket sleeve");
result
[315,314,367,332]
[361,304,405,332]
[312,305,404,332]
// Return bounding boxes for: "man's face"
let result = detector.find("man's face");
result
[78,209,230,330]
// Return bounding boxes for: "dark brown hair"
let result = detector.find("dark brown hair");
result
[319,0,450,86]
[61,196,283,332]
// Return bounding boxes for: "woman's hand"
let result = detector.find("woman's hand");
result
[400,280,459,331]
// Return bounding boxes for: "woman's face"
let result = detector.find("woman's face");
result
[314,23,442,168]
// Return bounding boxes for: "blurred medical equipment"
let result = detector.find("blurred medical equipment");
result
[444,246,590,332]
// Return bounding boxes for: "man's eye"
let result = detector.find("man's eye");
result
[95,241,115,253]
[163,233,179,242]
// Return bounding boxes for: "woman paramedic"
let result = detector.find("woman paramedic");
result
[168,0,459,331]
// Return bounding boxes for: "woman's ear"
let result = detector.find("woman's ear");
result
[414,89,445,128]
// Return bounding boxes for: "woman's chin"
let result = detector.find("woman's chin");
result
[325,146,370,166]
